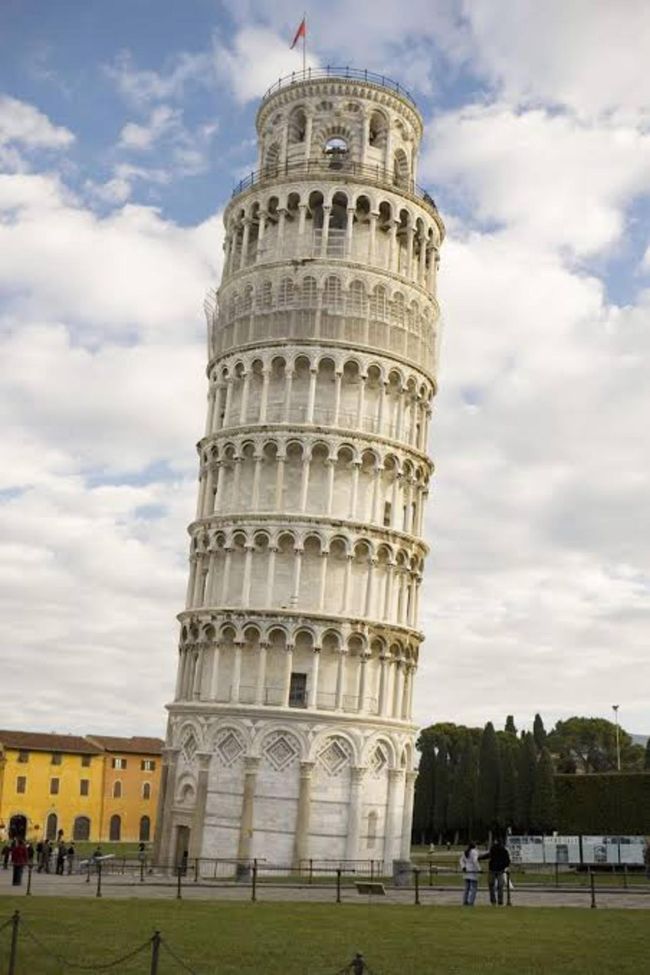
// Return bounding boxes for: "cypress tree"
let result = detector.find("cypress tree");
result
[530,747,557,833]
[448,738,478,842]
[515,732,537,831]
[505,715,517,735]
[533,713,547,750]
[498,740,518,830]
[432,741,450,843]
[412,746,435,843]
[478,722,501,837]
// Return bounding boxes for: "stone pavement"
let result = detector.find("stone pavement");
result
[1,870,649,909]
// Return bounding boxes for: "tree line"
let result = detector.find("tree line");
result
[412,714,650,844]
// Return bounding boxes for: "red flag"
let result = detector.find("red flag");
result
[290,17,306,49]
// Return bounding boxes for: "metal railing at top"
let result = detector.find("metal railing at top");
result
[231,158,438,214]
[262,66,417,106]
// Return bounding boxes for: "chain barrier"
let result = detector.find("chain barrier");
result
[21,920,151,971]
[160,937,202,974]
[0,916,15,934]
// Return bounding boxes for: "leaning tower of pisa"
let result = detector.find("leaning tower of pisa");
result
[155,68,445,872]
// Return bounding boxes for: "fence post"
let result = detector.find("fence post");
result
[336,868,342,904]
[176,865,183,900]
[86,860,91,884]
[8,911,20,975]
[506,871,512,907]
[251,860,257,903]
[428,862,433,887]
[555,861,559,887]
[370,860,374,881]
[96,861,102,898]
[623,865,628,889]
[590,871,596,909]
[308,858,313,885]
[194,858,199,883]
[140,859,145,883]
[414,868,420,905]
[150,931,161,975]
[26,864,33,896]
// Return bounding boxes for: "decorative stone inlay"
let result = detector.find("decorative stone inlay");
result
[263,731,300,771]
[181,732,198,763]
[317,737,352,776]
[214,729,245,767]
[369,744,388,777]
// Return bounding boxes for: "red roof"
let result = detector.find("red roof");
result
[86,735,164,755]
[0,730,102,755]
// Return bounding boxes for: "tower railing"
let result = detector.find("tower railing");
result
[231,158,438,214]
[262,66,417,106]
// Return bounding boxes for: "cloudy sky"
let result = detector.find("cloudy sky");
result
[1,1,649,740]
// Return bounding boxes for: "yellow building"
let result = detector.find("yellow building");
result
[0,730,104,843]
[87,736,163,843]
[0,730,163,844]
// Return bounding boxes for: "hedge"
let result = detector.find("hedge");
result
[555,773,650,834]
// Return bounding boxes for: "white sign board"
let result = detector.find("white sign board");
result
[543,835,581,864]
[618,836,646,865]
[582,836,619,865]
[507,836,545,865]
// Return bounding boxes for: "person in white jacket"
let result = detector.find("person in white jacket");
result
[459,842,481,906]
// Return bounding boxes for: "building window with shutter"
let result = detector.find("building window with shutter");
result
[50,778,60,795]
[16,776,26,794]
[80,779,89,796]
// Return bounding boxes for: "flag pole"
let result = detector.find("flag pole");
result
[302,13,306,74]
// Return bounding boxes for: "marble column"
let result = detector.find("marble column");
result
[236,757,260,861]
[188,751,212,861]
[345,766,366,860]
[292,761,315,867]
[383,768,403,867]
[154,747,180,866]
[400,770,418,860]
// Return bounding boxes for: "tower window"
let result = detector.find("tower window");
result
[324,136,348,156]
[383,502,392,527]
[289,672,307,708]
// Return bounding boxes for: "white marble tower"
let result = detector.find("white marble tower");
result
[155,68,445,872]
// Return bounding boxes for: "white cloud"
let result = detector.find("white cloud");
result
[463,0,650,120]
[422,104,650,257]
[119,105,179,151]
[105,49,213,107]
[0,95,74,150]
[213,26,319,103]
[0,172,222,337]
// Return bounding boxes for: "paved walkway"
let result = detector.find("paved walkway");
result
[2,870,649,909]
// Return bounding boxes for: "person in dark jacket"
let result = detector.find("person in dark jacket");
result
[10,839,28,886]
[480,838,511,905]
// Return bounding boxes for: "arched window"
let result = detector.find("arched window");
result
[368,111,388,149]
[393,149,409,187]
[109,814,121,841]
[46,812,58,841]
[112,781,122,799]
[73,816,91,841]
[139,816,151,842]
[142,782,151,800]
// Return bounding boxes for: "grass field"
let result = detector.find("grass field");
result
[0,897,648,974]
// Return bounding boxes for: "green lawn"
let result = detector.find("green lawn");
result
[0,898,648,974]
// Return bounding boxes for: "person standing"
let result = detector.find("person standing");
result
[10,839,28,886]
[67,843,75,875]
[55,840,66,875]
[480,838,511,905]
[644,840,650,881]
[459,841,481,906]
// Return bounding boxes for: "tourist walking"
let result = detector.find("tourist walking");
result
[10,839,28,886]
[644,840,650,880]
[42,839,52,873]
[480,838,510,905]
[459,841,481,906]
[67,843,76,875]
